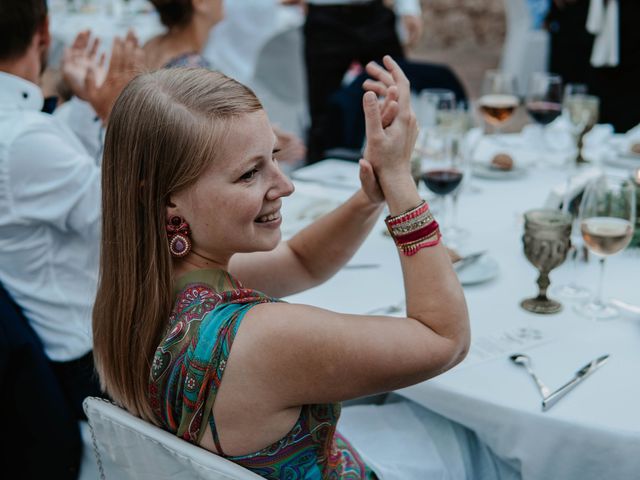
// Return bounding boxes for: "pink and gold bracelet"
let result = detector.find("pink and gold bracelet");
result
[385,200,441,256]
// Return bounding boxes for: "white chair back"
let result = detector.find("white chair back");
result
[83,397,262,480]
[500,0,550,95]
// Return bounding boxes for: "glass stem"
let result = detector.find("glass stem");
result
[439,195,449,231]
[451,193,459,229]
[595,257,606,306]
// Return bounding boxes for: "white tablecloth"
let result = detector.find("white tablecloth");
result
[283,149,640,480]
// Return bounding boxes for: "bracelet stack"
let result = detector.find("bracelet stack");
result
[384,200,441,256]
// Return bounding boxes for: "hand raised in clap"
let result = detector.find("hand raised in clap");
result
[62,30,106,101]
[83,30,143,123]
[360,56,418,190]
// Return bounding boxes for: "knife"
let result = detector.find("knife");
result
[541,354,609,411]
[453,251,486,272]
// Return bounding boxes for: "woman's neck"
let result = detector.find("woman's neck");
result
[172,249,230,278]
[144,17,211,69]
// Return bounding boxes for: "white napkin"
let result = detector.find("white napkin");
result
[468,125,577,168]
[582,123,640,163]
[544,167,602,210]
[587,0,620,67]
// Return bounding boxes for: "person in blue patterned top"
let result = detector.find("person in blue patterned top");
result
[143,0,306,165]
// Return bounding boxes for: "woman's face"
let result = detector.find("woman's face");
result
[168,110,294,262]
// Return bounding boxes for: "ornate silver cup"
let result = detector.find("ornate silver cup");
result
[521,209,572,314]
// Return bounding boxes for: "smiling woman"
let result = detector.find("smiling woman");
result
[92,63,514,479]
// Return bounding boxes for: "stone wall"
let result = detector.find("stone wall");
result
[419,0,505,49]
[411,0,506,98]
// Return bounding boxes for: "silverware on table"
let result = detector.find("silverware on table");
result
[509,353,552,399]
[453,251,486,272]
[366,302,404,315]
[541,354,610,411]
[610,298,640,316]
[344,263,381,270]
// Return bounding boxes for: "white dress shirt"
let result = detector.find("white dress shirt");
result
[0,72,100,362]
[305,0,421,16]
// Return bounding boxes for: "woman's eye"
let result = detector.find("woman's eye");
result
[240,168,258,181]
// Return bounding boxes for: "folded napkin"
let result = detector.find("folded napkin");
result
[582,123,640,164]
[544,166,602,210]
[587,0,620,67]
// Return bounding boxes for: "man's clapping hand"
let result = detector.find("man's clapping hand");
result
[62,30,143,123]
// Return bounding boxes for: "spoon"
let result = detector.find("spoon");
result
[510,353,551,399]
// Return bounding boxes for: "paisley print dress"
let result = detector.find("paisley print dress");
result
[148,269,376,479]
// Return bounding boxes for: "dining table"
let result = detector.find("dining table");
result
[281,137,640,480]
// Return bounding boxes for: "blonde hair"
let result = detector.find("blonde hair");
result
[93,68,262,421]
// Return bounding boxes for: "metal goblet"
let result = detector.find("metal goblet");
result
[521,209,572,314]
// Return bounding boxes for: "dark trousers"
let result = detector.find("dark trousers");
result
[51,350,105,421]
[547,0,640,132]
[304,0,405,162]
[1,282,105,479]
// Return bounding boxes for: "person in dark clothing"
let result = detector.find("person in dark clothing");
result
[547,0,640,132]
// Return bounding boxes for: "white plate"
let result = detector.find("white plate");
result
[456,255,500,285]
[472,162,527,180]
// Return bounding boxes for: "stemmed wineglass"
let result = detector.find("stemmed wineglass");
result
[412,89,456,186]
[563,87,600,164]
[417,89,466,244]
[575,175,637,319]
[477,70,519,139]
[525,72,563,153]
[420,151,464,246]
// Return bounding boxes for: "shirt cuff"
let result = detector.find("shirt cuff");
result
[394,0,421,17]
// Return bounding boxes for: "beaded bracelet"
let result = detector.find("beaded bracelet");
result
[384,200,441,256]
[385,200,429,227]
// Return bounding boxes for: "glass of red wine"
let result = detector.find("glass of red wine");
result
[525,72,563,153]
[421,159,464,245]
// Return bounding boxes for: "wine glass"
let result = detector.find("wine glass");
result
[413,89,456,185]
[477,70,519,138]
[521,209,572,314]
[525,72,563,152]
[563,92,600,164]
[575,175,637,319]
[420,152,464,246]
[445,104,473,241]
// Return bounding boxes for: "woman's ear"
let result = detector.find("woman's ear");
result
[191,0,207,14]
[165,197,180,222]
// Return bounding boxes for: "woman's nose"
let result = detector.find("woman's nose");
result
[266,162,295,200]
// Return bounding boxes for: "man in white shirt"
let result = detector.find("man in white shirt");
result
[0,0,139,420]
[282,0,423,162]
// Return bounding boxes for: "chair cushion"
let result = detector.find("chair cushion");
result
[83,397,261,480]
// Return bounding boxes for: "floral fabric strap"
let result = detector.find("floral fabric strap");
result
[385,200,441,256]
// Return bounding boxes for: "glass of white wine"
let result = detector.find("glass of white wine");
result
[575,175,637,319]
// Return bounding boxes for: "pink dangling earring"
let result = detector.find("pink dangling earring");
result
[166,216,192,258]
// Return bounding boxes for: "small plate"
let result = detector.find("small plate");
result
[472,162,527,180]
[456,255,499,285]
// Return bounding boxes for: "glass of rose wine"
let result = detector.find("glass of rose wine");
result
[575,175,636,319]
[477,70,519,138]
